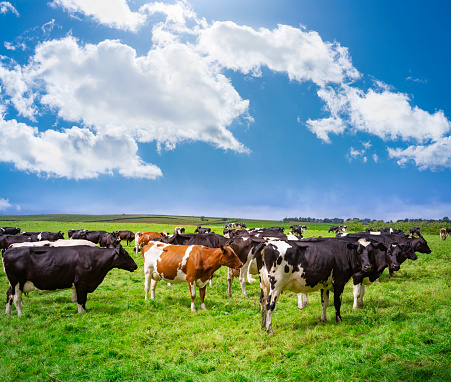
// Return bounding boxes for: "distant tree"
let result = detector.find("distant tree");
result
[444,217,450,222]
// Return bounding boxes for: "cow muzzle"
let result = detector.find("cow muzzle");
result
[362,264,372,273]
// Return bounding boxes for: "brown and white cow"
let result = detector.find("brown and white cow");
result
[134,231,167,255]
[143,242,242,311]
[440,228,448,241]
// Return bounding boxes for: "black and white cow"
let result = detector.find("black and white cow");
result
[194,226,211,234]
[0,235,33,252]
[253,238,375,334]
[4,245,137,315]
[289,225,306,236]
[409,227,421,237]
[0,227,21,235]
[99,232,121,248]
[328,226,347,233]
[174,227,185,235]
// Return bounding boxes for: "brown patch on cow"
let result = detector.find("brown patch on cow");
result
[156,245,190,280]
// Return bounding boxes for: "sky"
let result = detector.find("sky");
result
[0,0,450,221]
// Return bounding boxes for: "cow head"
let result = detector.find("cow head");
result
[411,237,431,254]
[113,246,138,272]
[218,244,243,269]
[348,240,374,273]
[386,244,402,271]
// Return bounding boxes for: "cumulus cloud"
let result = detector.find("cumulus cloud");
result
[306,117,346,143]
[0,2,18,16]
[50,0,146,32]
[196,21,360,87]
[388,137,451,170]
[0,197,12,210]
[28,36,250,153]
[0,117,162,179]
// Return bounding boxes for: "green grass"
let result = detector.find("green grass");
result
[0,217,450,381]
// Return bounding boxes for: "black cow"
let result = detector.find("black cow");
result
[4,245,137,315]
[253,238,375,334]
[0,235,33,251]
[18,231,64,241]
[0,227,20,235]
[115,230,135,246]
[194,226,211,234]
[99,232,120,248]
[290,225,306,236]
[409,227,421,237]
[81,230,113,244]
[158,233,227,248]
[68,229,88,239]
[328,226,347,233]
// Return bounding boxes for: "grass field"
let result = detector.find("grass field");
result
[0,217,450,381]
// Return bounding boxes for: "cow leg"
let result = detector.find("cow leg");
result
[265,286,283,335]
[260,287,267,330]
[298,293,309,310]
[5,285,14,315]
[353,284,361,310]
[199,286,206,310]
[358,284,365,307]
[227,267,234,298]
[333,286,344,323]
[75,287,88,313]
[239,267,248,297]
[247,258,258,283]
[150,279,158,300]
[321,289,329,323]
[188,281,196,311]
[71,287,77,303]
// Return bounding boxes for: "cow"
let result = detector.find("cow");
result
[11,239,98,249]
[409,227,421,237]
[0,235,34,252]
[4,245,137,315]
[440,228,451,241]
[142,242,242,311]
[158,233,228,248]
[226,235,266,297]
[18,231,64,241]
[0,227,20,235]
[99,232,120,248]
[194,226,211,234]
[253,238,375,334]
[174,227,185,235]
[115,230,135,246]
[328,226,347,233]
[68,229,88,239]
[289,225,306,236]
[79,230,113,244]
[134,231,167,255]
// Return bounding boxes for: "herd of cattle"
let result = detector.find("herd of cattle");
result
[0,223,441,334]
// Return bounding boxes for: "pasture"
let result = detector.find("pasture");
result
[0,217,450,381]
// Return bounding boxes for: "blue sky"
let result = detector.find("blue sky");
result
[0,0,450,221]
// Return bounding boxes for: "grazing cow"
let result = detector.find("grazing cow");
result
[226,235,266,297]
[253,238,375,334]
[143,242,242,311]
[135,232,167,255]
[80,230,112,244]
[329,226,347,233]
[440,228,451,241]
[4,245,137,315]
[289,225,306,236]
[0,227,20,235]
[115,230,135,246]
[174,227,185,235]
[11,239,98,249]
[99,232,120,248]
[194,225,211,234]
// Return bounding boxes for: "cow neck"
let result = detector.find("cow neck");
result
[201,248,223,276]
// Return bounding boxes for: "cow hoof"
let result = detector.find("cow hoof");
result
[167,283,173,287]
[200,303,206,310]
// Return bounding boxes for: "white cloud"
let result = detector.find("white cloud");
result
[388,137,451,170]
[51,0,146,32]
[0,197,12,210]
[0,2,18,16]
[0,117,162,179]
[306,116,346,143]
[28,36,249,153]
[311,84,451,143]
[196,21,360,87]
